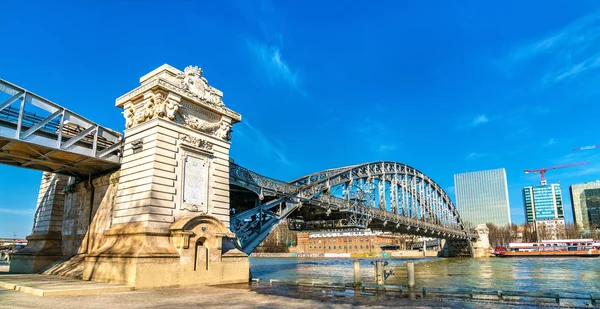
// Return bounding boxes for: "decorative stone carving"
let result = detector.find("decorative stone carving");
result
[216,122,232,141]
[182,114,233,141]
[179,134,214,151]
[176,66,225,108]
[183,114,221,135]
[126,92,181,128]
[165,98,180,120]
[124,106,136,129]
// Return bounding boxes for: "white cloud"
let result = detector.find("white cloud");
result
[544,138,557,147]
[465,152,487,160]
[246,38,302,93]
[0,208,34,215]
[558,165,600,179]
[509,12,600,62]
[377,144,397,152]
[355,117,400,154]
[236,121,290,165]
[548,53,600,85]
[505,11,600,87]
[472,115,490,126]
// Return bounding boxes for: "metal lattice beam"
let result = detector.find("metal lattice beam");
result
[0,78,122,176]
[230,162,475,255]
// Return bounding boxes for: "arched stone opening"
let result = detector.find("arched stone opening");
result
[169,214,249,285]
[194,237,208,271]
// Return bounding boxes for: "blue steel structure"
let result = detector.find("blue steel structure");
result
[230,162,475,256]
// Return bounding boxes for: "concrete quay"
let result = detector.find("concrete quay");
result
[1,282,519,309]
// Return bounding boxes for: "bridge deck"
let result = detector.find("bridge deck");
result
[0,79,122,177]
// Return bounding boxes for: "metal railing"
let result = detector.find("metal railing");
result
[0,78,122,163]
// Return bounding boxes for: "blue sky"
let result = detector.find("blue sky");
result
[2,1,600,238]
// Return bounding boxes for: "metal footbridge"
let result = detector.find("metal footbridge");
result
[230,162,476,256]
[0,79,122,177]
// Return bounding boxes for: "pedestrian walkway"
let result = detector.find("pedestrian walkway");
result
[0,273,133,296]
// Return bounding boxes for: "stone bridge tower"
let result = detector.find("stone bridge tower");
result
[9,65,248,287]
[83,64,249,287]
[83,64,247,287]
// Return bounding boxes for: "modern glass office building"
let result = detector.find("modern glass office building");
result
[570,181,600,231]
[523,184,564,224]
[454,168,511,228]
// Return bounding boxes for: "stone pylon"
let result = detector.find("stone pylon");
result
[82,64,248,288]
[10,172,70,273]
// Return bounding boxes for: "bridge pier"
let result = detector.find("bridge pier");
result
[440,238,475,257]
[11,64,248,288]
[81,64,247,288]
[10,173,69,273]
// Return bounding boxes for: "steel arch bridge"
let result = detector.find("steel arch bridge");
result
[229,161,476,257]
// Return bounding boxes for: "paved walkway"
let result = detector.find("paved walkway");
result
[0,273,133,296]
[0,281,546,309]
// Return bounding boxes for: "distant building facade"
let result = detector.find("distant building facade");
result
[534,218,566,240]
[297,229,404,254]
[523,184,565,223]
[570,181,600,231]
[523,184,566,240]
[454,168,511,228]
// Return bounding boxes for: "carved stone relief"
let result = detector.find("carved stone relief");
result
[122,82,232,141]
[124,92,181,129]
[182,114,232,141]
[176,66,225,108]
[179,134,214,151]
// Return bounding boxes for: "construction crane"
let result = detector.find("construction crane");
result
[573,144,600,152]
[524,161,590,185]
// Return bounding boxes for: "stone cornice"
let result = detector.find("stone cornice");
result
[116,68,241,123]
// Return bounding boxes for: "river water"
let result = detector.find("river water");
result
[250,257,600,294]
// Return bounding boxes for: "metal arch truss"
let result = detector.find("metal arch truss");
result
[0,79,122,176]
[230,162,475,255]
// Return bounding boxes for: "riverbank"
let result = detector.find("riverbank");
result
[251,250,439,258]
[1,281,531,309]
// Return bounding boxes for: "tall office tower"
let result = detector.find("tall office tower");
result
[454,168,511,229]
[523,184,566,240]
[570,181,600,231]
[523,184,565,223]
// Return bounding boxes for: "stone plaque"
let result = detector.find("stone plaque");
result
[183,155,207,210]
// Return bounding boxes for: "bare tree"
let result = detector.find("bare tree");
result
[537,224,549,241]
[255,222,298,253]
[486,223,516,247]
[522,223,537,242]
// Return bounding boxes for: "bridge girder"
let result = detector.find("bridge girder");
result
[0,79,122,177]
[229,162,475,255]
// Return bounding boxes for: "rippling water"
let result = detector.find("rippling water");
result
[250,257,600,294]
